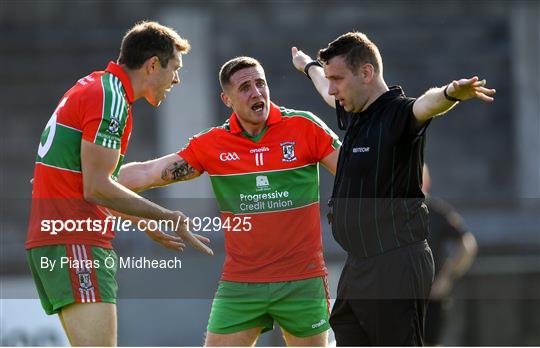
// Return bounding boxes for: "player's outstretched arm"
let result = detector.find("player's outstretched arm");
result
[81,141,212,255]
[413,76,496,124]
[291,46,335,108]
[119,153,201,193]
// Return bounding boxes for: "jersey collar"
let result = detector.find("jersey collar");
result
[228,102,282,134]
[105,61,135,104]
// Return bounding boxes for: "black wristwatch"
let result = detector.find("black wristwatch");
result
[304,61,322,80]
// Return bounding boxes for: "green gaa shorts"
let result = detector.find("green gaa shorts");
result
[207,276,330,337]
[27,244,118,315]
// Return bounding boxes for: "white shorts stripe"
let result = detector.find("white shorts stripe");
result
[76,245,85,271]
[79,245,94,302]
[72,245,87,303]
[82,245,97,302]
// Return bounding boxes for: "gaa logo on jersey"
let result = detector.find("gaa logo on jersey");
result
[280,141,297,162]
[107,117,120,135]
[77,271,94,290]
[220,152,240,161]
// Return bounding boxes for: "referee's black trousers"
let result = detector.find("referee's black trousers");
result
[330,240,434,346]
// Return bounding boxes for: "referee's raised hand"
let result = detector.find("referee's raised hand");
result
[446,76,496,102]
[291,46,312,72]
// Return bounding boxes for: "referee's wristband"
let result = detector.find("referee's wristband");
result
[443,84,461,102]
[304,61,322,80]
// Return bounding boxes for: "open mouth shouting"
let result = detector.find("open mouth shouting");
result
[251,101,265,113]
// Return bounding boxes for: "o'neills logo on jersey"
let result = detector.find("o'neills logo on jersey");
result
[249,147,270,153]
[219,152,240,161]
[250,147,269,166]
[281,141,297,162]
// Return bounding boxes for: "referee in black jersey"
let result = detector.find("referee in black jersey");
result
[291,32,495,346]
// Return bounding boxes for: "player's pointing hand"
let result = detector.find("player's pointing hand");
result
[173,211,213,256]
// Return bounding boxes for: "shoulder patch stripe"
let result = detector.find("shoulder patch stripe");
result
[94,75,108,143]
[111,76,120,122]
[114,76,128,135]
[119,79,127,121]
[189,124,228,140]
[94,73,127,147]
[280,108,340,146]
[109,75,118,123]
[281,108,331,132]
[113,76,126,123]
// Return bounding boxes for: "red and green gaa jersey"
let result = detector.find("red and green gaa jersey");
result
[179,102,340,282]
[26,62,134,249]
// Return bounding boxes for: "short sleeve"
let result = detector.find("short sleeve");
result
[305,112,341,162]
[386,97,430,143]
[177,135,206,174]
[81,73,129,150]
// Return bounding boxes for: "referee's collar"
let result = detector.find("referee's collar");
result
[105,61,135,104]
[359,86,405,115]
[228,101,282,134]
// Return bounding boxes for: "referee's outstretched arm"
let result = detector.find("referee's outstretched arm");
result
[412,77,496,125]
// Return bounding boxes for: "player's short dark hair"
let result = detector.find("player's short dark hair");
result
[118,21,190,70]
[318,32,383,75]
[219,56,262,89]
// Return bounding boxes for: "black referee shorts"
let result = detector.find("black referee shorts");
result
[424,299,445,346]
[330,240,434,346]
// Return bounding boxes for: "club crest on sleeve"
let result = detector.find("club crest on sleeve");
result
[107,117,120,135]
[280,141,297,162]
